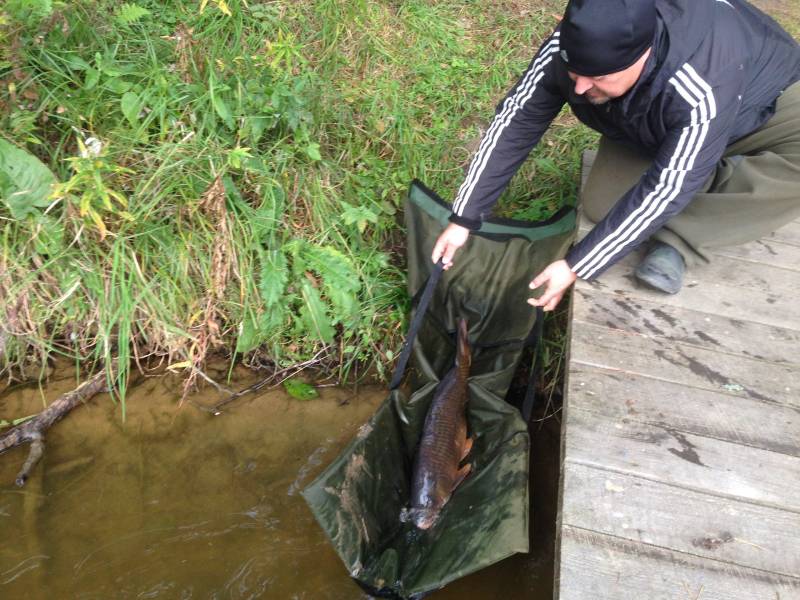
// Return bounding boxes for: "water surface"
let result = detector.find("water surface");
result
[0,367,557,599]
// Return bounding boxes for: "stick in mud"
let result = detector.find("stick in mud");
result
[0,362,114,486]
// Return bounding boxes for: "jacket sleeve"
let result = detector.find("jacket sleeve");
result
[449,31,566,229]
[566,62,747,280]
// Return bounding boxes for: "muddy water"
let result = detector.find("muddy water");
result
[0,367,558,599]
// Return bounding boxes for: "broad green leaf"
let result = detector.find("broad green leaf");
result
[83,67,100,90]
[95,52,124,77]
[299,280,334,343]
[340,204,379,233]
[258,249,287,307]
[33,214,64,256]
[247,116,269,144]
[120,91,141,126]
[283,379,318,401]
[0,138,57,220]
[212,95,234,129]
[106,78,133,94]
[305,142,322,161]
[301,245,361,322]
[236,313,260,353]
[250,189,283,241]
[236,305,286,354]
[209,70,234,129]
[63,54,91,71]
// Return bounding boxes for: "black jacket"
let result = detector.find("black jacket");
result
[449,0,800,279]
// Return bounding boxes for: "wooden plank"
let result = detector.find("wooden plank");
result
[573,286,800,366]
[567,364,800,458]
[766,221,800,248]
[710,238,800,273]
[563,148,800,600]
[570,320,800,409]
[558,526,800,600]
[580,251,800,332]
[563,407,800,511]
[560,462,800,577]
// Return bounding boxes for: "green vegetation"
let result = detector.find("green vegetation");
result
[1,0,593,406]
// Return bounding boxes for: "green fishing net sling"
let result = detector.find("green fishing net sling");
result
[302,181,575,599]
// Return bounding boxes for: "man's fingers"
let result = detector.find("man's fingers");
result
[527,287,563,311]
[431,239,445,264]
[544,293,562,312]
[529,267,551,289]
[443,243,457,264]
[538,288,558,308]
[527,286,554,308]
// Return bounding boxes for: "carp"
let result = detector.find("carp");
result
[407,318,473,530]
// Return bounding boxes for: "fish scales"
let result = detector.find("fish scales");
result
[408,319,472,530]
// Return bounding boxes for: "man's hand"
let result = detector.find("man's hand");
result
[527,260,577,312]
[431,223,470,269]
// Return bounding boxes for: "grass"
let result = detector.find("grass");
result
[5,0,794,411]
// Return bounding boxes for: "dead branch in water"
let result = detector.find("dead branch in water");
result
[0,363,114,486]
[210,348,328,414]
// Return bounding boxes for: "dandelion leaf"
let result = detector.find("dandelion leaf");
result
[299,280,335,343]
[258,249,288,307]
[0,139,57,220]
[301,245,361,322]
[120,91,141,126]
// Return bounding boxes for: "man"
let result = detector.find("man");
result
[431,0,800,311]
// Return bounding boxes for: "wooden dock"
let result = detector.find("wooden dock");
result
[555,153,800,599]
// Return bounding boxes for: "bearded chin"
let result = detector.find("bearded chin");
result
[587,94,610,105]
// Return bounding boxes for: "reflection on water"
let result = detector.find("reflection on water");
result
[0,367,558,599]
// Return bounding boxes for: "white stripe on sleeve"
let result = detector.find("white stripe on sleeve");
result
[453,34,561,216]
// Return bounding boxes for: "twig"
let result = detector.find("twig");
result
[190,365,236,395]
[0,362,113,486]
[211,348,328,413]
[16,431,44,486]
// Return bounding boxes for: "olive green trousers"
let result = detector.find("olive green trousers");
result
[582,80,800,267]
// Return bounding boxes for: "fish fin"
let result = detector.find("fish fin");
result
[452,463,471,491]
[460,436,473,461]
[455,318,471,369]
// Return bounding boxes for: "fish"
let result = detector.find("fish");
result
[406,318,473,530]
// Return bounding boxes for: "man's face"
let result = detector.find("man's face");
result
[567,48,652,105]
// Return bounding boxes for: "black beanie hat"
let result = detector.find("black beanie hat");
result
[560,0,657,77]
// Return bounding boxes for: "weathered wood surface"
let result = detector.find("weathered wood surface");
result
[558,527,800,600]
[573,286,800,366]
[556,151,800,599]
[562,462,800,576]
[568,366,800,458]
[565,408,800,511]
[571,321,800,409]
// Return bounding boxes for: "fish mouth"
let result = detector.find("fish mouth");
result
[414,514,436,530]
[400,507,438,530]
